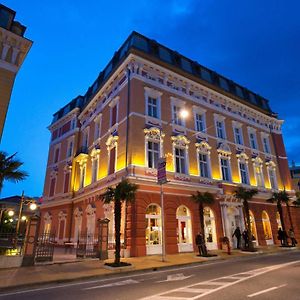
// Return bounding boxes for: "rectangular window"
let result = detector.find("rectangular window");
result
[249,132,257,149]
[109,147,116,175]
[67,141,73,157]
[263,137,270,153]
[147,97,158,118]
[239,162,249,184]
[216,121,225,139]
[221,158,230,181]
[92,158,98,183]
[269,168,277,189]
[147,141,160,169]
[195,113,205,132]
[111,105,117,127]
[54,148,60,163]
[173,106,183,126]
[94,119,101,140]
[49,178,56,197]
[64,172,70,193]
[255,165,264,187]
[234,127,243,145]
[199,153,209,178]
[80,165,86,189]
[82,132,88,150]
[175,147,186,174]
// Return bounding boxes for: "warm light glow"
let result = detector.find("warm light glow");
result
[179,109,189,119]
[9,218,13,223]
[8,210,14,217]
[29,203,37,211]
[21,216,27,221]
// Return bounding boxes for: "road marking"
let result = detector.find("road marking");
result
[83,279,139,290]
[157,273,193,282]
[140,260,300,300]
[0,254,296,298]
[247,284,287,298]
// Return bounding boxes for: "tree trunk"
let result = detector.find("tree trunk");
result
[277,202,287,246]
[198,202,208,256]
[114,198,121,265]
[286,203,294,231]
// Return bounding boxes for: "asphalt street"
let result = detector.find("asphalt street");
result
[0,251,299,300]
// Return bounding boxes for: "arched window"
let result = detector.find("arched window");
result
[276,212,282,229]
[86,204,96,239]
[145,204,162,255]
[43,212,52,234]
[176,206,193,252]
[73,207,83,242]
[249,210,258,243]
[262,211,273,243]
[204,207,217,249]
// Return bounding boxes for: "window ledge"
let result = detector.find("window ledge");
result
[174,173,190,181]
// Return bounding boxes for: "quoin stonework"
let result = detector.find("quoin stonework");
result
[41,32,299,256]
[0,4,32,141]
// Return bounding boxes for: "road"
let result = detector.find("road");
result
[0,251,299,300]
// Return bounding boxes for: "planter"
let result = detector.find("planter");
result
[0,255,23,269]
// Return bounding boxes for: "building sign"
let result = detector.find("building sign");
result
[157,158,167,184]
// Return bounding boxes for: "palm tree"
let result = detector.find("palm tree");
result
[293,192,300,207]
[0,151,28,193]
[191,191,215,256]
[234,187,258,251]
[102,179,138,265]
[267,190,291,246]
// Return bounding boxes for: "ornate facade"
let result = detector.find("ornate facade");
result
[41,32,298,256]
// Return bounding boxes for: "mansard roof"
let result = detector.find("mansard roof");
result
[52,31,274,124]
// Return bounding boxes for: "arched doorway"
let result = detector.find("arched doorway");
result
[145,204,162,255]
[204,207,217,250]
[262,211,273,245]
[249,210,258,246]
[226,206,243,247]
[176,205,193,252]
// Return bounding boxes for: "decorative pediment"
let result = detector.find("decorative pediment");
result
[266,160,276,168]
[90,147,101,158]
[217,142,231,155]
[74,207,83,217]
[236,151,249,160]
[86,203,96,216]
[195,141,211,154]
[171,135,190,148]
[44,212,52,221]
[144,127,164,140]
[252,156,263,164]
[106,134,119,150]
[58,210,67,219]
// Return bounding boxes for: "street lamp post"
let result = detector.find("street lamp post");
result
[158,109,188,262]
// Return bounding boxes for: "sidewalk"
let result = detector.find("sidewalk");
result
[0,246,298,291]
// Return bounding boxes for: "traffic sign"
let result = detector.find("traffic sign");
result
[157,158,167,184]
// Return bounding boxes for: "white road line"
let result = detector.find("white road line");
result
[247,284,287,298]
[83,279,139,290]
[140,260,300,300]
[0,259,225,297]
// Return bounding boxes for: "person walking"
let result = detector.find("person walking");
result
[242,229,249,249]
[195,232,207,256]
[288,228,297,247]
[277,228,284,246]
[232,227,242,249]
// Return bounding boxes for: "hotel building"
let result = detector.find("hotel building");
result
[41,32,297,256]
[0,4,32,141]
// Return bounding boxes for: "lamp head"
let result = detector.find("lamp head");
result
[29,203,37,211]
[8,210,14,217]
[179,109,188,119]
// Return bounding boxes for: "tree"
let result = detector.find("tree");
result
[267,190,291,246]
[191,191,215,256]
[293,192,300,207]
[102,179,138,265]
[234,187,258,251]
[0,152,28,193]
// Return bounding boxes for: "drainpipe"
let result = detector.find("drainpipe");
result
[124,67,131,250]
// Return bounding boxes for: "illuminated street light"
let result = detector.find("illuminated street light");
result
[179,109,189,119]
[29,203,37,211]
[21,216,27,221]
[8,210,14,217]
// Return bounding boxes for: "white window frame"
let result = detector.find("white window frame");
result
[79,163,86,189]
[109,96,120,129]
[147,140,160,169]
[91,157,99,183]
[248,127,258,150]
[53,144,61,164]
[232,121,244,145]
[171,97,186,127]
[237,154,250,185]
[171,135,190,176]
[144,87,162,120]
[106,135,119,176]
[220,156,231,182]
[253,158,265,187]
[261,133,271,154]
[94,115,102,141]
[193,106,207,133]
[174,146,187,174]
[195,141,211,179]
[66,137,74,158]
[214,114,226,140]
[82,127,90,150]
[267,161,277,190]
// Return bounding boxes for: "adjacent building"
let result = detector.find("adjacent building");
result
[0,4,32,141]
[41,32,297,256]
[290,161,300,192]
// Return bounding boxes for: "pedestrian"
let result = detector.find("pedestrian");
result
[288,228,297,247]
[195,232,207,256]
[277,227,284,246]
[232,226,242,249]
[242,229,249,249]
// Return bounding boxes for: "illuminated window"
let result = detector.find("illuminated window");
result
[253,158,264,187]
[199,153,209,178]
[175,147,186,174]
[91,157,98,183]
[249,211,257,241]
[268,166,277,189]
[176,206,192,244]
[204,207,217,244]
[147,141,160,169]
[79,164,86,189]
[108,147,116,175]
[145,205,161,246]
[262,136,270,154]
[262,211,273,240]
[239,162,249,184]
[173,105,184,126]
[221,157,231,181]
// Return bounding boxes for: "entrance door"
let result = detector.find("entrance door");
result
[176,206,193,252]
[226,206,243,247]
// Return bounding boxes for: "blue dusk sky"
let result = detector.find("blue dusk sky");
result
[1,0,300,198]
